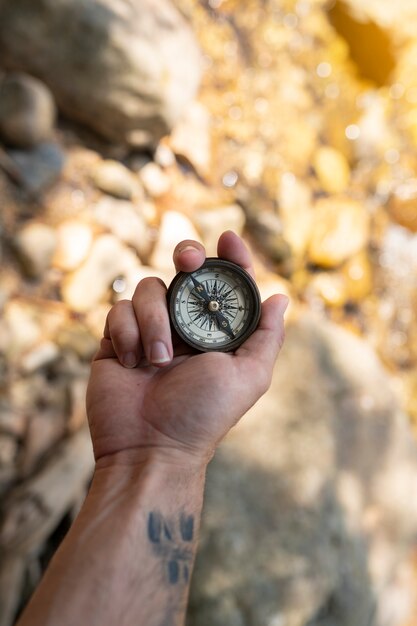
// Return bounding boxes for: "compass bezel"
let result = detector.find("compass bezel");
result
[167,258,262,353]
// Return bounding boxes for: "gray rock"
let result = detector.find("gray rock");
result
[188,316,417,626]
[0,73,56,148]
[7,142,65,195]
[0,0,201,146]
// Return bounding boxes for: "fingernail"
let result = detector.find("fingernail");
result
[123,352,138,368]
[151,341,171,364]
[179,245,198,254]
[277,295,290,317]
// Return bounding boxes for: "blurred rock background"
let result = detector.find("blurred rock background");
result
[0,0,417,625]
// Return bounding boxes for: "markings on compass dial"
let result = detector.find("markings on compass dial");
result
[173,269,252,346]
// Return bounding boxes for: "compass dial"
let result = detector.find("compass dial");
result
[167,258,261,352]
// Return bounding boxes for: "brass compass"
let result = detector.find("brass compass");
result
[167,258,261,352]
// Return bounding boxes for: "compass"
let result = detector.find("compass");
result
[167,258,262,352]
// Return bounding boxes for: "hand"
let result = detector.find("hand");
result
[86,231,289,469]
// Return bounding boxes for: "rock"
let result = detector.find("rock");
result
[189,316,417,626]
[308,198,370,268]
[14,221,57,279]
[93,197,150,260]
[388,179,417,232]
[313,146,350,194]
[140,162,171,198]
[246,211,293,274]
[7,142,65,195]
[0,0,201,146]
[170,101,211,177]
[55,321,99,361]
[20,341,60,374]
[62,235,140,313]
[193,204,245,256]
[91,160,141,201]
[3,300,42,357]
[150,211,201,271]
[277,174,314,257]
[308,271,349,307]
[53,219,94,272]
[0,73,56,148]
[20,411,65,476]
[343,251,373,302]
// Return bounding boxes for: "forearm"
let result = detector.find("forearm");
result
[17,453,207,626]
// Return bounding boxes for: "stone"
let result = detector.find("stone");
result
[53,219,94,272]
[91,160,141,200]
[246,211,293,275]
[20,411,65,476]
[193,204,245,256]
[0,0,201,146]
[0,72,56,148]
[139,162,171,198]
[188,315,417,626]
[150,211,201,271]
[308,198,370,268]
[343,251,373,302]
[313,146,350,194]
[277,174,314,257]
[20,341,60,374]
[7,142,65,195]
[93,197,150,260]
[170,101,211,177]
[388,179,417,232]
[62,234,140,313]
[14,221,57,278]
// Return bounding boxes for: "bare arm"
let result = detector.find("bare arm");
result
[16,231,288,626]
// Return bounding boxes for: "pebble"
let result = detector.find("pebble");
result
[14,222,57,278]
[343,251,373,301]
[170,101,211,177]
[20,341,60,373]
[91,159,141,200]
[53,219,94,271]
[150,211,201,271]
[62,235,140,312]
[0,73,56,148]
[139,162,171,197]
[193,204,245,256]
[55,321,101,361]
[277,174,314,256]
[308,198,370,268]
[7,142,65,195]
[388,181,417,232]
[93,197,150,259]
[313,146,350,194]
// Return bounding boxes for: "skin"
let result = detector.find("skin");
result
[16,231,288,626]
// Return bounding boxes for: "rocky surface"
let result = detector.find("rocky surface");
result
[0,0,202,146]
[189,316,417,626]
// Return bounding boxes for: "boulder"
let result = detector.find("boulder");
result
[0,0,201,146]
[188,316,417,626]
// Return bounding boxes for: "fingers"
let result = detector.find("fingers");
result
[217,230,255,279]
[94,300,140,367]
[235,294,289,392]
[132,277,173,367]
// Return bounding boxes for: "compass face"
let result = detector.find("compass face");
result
[167,258,261,352]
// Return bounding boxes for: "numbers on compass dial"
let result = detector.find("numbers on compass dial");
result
[167,259,262,353]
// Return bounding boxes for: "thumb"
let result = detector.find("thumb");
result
[235,294,289,388]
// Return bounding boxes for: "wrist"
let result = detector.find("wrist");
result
[90,448,208,503]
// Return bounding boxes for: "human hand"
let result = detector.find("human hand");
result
[86,231,289,469]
